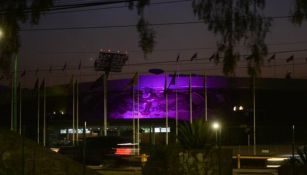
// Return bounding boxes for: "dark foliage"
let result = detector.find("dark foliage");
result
[142,145,181,175]
[292,0,307,25]
[178,119,214,150]
[192,0,271,76]
[0,0,53,76]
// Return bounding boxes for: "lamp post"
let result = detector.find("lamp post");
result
[0,29,3,39]
[0,28,18,131]
[212,121,221,175]
[212,122,220,146]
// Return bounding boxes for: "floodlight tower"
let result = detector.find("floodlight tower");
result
[94,50,128,136]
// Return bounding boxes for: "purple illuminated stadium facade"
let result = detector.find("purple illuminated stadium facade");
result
[108,74,226,121]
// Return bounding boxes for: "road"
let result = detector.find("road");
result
[88,166,142,175]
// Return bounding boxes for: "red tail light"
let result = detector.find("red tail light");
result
[115,148,133,156]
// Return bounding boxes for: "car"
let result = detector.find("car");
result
[58,136,139,166]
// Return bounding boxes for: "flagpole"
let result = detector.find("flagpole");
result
[72,77,75,145]
[19,82,22,135]
[76,80,79,143]
[137,74,140,155]
[13,54,18,131]
[175,56,179,143]
[11,78,13,130]
[165,73,169,145]
[103,74,107,136]
[43,79,46,147]
[253,75,256,155]
[132,83,135,152]
[204,73,208,121]
[189,73,193,124]
[77,60,81,143]
[175,75,178,143]
[37,79,40,144]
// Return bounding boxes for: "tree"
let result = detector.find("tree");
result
[0,1,53,75]
[129,0,155,58]
[1,0,307,77]
[192,0,271,76]
[292,0,307,25]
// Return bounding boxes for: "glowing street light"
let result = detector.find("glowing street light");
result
[212,121,221,145]
[212,121,222,175]
[212,122,220,130]
[0,29,3,39]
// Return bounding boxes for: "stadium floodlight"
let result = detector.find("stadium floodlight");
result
[94,50,128,74]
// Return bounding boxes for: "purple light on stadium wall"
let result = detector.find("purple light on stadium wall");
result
[109,74,220,120]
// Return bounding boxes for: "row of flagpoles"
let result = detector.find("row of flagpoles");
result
[10,58,210,151]
[10,51,209,152]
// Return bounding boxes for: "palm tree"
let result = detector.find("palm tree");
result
[177,119,217,175]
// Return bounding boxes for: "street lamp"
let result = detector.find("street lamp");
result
[212,122,220,146]
[0,29,3,39]
[212,121,222,175]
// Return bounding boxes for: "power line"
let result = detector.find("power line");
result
[45,0,192,15]
[19,15,301,32]
[27,40,307,55]
[2,54,307,76]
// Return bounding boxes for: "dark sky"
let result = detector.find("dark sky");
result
[8,0,307,87]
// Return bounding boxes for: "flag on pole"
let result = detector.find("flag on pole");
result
[286,55,294,63]
[62,62,67,71]
[90,74,104,90]
[190,52,197,61]
[268,54,276,63]
[209,53,215,62]
[125,72,138,90]
[129,72,139,86]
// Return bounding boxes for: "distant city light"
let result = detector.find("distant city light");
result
[233,106,237,111]
[233,105,244,111]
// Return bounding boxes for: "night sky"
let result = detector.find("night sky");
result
[4,0,307,87]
